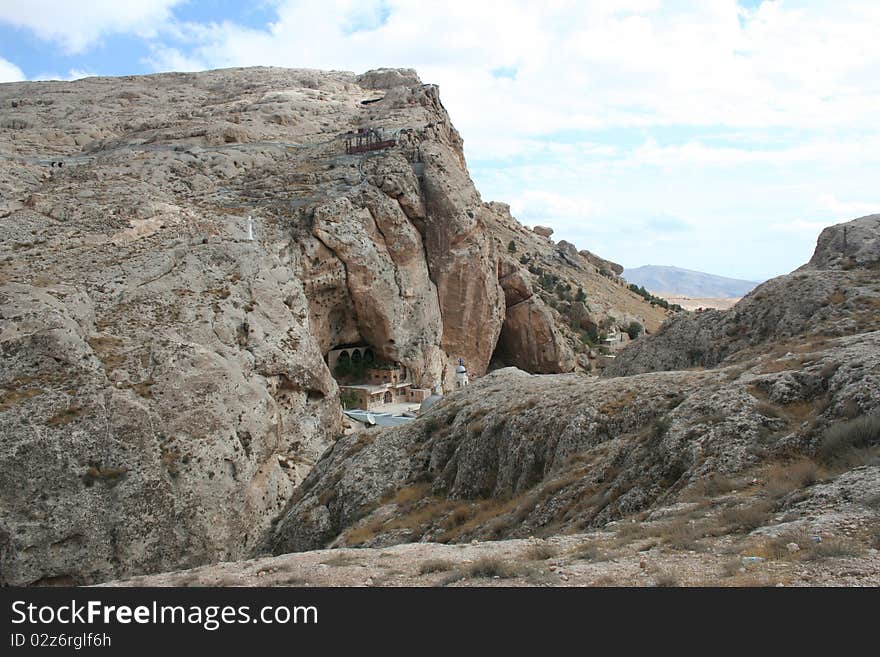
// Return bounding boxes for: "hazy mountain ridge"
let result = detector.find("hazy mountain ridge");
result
[624,265,760,298]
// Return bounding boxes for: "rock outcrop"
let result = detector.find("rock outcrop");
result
[802,214,880,271]
[269,217,880,554]
[0,67,665,584]
[580,249,624,276]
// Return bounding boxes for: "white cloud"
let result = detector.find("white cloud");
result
[508,190,599,229]
[0,56,25,82]
[816,195,879,221]
[0,0,183,54]
[140,1,880,136]
[629,135,880,169]
[31,68,99,81]
[7,0,877,279]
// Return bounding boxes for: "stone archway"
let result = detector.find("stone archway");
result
[383,391,392,404]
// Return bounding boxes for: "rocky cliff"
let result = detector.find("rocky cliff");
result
[269,216,880,557]
[0,67,666,585]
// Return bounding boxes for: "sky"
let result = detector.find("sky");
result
[1,1,879,281]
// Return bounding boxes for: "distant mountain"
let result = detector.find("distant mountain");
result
[622,265,760,298]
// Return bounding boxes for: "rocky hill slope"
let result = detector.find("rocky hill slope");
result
[0,67,665,585]
[266,216,879,575]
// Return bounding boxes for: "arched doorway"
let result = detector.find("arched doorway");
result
[383,391,392,404]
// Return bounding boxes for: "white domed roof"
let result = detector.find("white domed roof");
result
[455,364,467,373]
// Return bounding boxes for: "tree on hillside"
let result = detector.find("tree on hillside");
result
[626,321,644,340]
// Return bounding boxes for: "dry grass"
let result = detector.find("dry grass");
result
[389,483,432,506]
[801,538,863,561]
[464,557,523,580]
[598,392,636,417]
[718,573,780,587]
[760,355,812,374]
[418,559,456,575]
[817,415,880,467]
[321,552,361,567]
[591,574,619,587]
[342,517,386,546]
[46,405,85,427]
[524,542,558,561]
[568,544,604,563]
[739,532,864,563]
[720,499,774,533]
[436,497,521,542]
[762,458,824,499]
[653,572,679,587]
[754,401,782,418]
[0,385,43,412]
[656,519,703,552]
[684,473,745,500]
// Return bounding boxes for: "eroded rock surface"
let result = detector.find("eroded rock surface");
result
[269,219,880,556]
[0,67,666,584]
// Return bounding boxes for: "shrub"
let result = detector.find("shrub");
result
[575,287,586,302]
[339,390,359,408]
[652,417,672,439]
[423,416,440,436]
[764,459,822,498]
[654,572,679,587]
[817,415,880,466]
[626,321,643,340]
[524,542,557,561]
[568,543,604,562]
[802,538,862,561]
[419,559,456,575]
[466,557,519,579]
[658,519,702,551]
[721,500,773,532]
[690,473,742,498]
[507,240,517,253]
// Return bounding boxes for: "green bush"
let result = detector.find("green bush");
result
[626,321,643,340]
[507,240,517,253]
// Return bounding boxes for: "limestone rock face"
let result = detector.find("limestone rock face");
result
[419,145,506,381]
[495,259,576,373]
[533,225,554,239]
[0,243,339,586]
[0,66,670,583]
[496,297,576,373]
